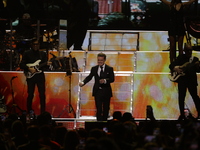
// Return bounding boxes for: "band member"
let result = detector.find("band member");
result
[169,43,200,120]
[160,0,198,63]
[15,13,35,55]
[20,39,51,115]
[79,53,115,121]
[66,0,90,50]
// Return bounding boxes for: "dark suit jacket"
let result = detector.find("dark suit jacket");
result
[169,54,200,85]
[83,64,114,97]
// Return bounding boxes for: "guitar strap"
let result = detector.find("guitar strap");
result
[39,51,42,61]
[39,51,44,71]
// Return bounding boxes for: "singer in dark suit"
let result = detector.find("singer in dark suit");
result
[79,53,115,121]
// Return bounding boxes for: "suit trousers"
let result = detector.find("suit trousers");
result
[178,81,200,117]
[94,88,111,121]
[26,73,46,114]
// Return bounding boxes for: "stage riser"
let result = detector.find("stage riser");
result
[0,71,199,120]
[59,30,198,51]
[1,29,200,120]
[59,30,170,51]
[49,51,200,73]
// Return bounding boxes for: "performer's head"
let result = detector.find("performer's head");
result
[22,13,31,25]
[171,0,182,4]
[97,52,106,66]
[31,39,40,51]
[184,43,193,57]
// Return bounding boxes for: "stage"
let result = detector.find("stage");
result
[1,30,200,129]
[1,69,200,121]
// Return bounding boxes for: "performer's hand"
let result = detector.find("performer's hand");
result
[47,61,52,66]
[79,82,84,87]
[174,66,183,73]
[29,67,36,73]
[195,61,200,66]
[99,79,105,84]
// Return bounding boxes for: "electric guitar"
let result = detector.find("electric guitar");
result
[169,61,199,82]
[169,71,186,82]
[25,60,47,78]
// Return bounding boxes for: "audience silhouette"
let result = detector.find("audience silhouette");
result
[17,125,48,150]
[0,110,200,150]
[39,124,61,150]
[11,120,28,148]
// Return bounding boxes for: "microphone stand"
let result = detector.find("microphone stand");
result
[9,19,13,71]
[10,77,23,115]
[58,52,76,118]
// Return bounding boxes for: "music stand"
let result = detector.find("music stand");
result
[9,76,24,115]
[58,52,76,118]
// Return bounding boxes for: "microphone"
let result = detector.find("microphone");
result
[11,76,17,80]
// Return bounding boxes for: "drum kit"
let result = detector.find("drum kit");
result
[185,16,200,51]
[0,18,59,71]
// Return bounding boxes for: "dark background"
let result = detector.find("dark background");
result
[0,0,199,31]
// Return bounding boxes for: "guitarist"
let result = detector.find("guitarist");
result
[169,43,200,120]
[20,39,51,116]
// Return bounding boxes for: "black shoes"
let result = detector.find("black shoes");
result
[73,47,85,51]
[178,115,186,121]
[178,114,197,121]
[73,49,85,51]
[29,110,35,120]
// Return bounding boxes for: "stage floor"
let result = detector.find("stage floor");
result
[1,70,200,121]
[1,30,200,121]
